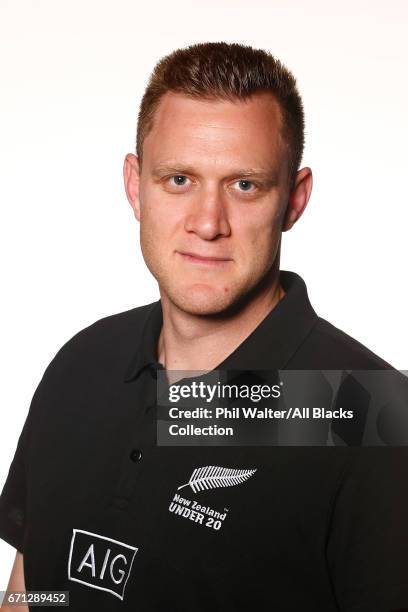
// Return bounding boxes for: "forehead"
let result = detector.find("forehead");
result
[142,91,286,174]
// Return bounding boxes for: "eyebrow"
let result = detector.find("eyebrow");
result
[151,163,278,183]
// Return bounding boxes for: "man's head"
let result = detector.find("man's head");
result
[124,42,312,316]
[136,42,305,190]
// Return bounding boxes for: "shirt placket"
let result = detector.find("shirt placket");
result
[110,363,160,508]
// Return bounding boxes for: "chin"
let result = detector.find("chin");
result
[166,284,239,316]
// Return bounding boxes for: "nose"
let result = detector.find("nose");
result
[184,183,231,240]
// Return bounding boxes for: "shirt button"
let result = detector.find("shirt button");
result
[129,448,143,462]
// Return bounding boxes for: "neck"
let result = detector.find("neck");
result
[157,267,284,379]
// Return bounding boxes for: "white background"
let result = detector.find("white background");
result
[1,0,407,585]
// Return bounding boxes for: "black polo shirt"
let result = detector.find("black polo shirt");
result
[1,270,407,611]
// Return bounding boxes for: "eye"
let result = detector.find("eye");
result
[169,175,189,187]
[234,179,257,193]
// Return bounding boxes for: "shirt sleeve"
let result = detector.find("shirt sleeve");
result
[0,319,100,554]
[0,359,56,553]
[0,414,30,553]
[327,446,408,612]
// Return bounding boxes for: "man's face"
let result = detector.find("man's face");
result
[126,91,303,316]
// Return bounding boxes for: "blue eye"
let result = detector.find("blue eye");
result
[171,175,188,186]
[237,180,254,191]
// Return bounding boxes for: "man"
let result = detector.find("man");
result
[1,42,407,611]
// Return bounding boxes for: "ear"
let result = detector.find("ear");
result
[123,153,141,222]
[282,167,313,232]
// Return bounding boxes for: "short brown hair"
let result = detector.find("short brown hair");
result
[136,42,305,188]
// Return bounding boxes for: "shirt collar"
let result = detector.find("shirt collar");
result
[123,270,318,383]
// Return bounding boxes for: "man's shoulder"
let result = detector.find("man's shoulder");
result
[43,301,159,379]
[64,301,156,349]
[76,301,156,340]
[290,316,393,370]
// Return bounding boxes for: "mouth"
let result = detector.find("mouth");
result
[176,251,232,266]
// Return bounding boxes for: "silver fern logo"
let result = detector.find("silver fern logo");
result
[178,465,257,494]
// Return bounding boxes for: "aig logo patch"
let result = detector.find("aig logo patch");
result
[67,529,138,600]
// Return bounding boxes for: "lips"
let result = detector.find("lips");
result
[177,251,232,264]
